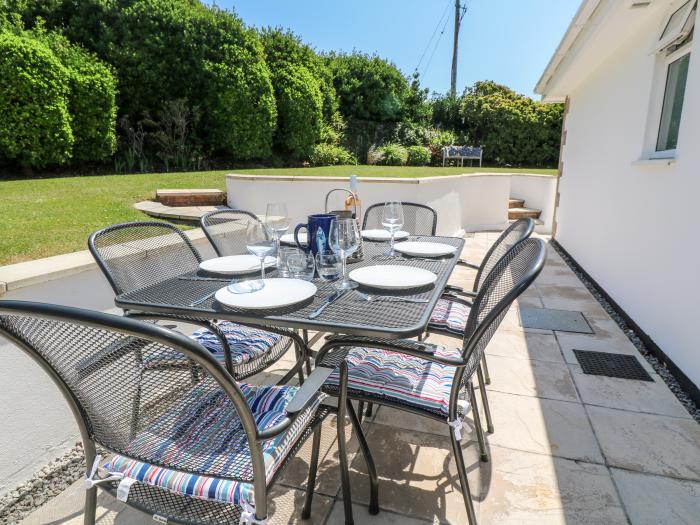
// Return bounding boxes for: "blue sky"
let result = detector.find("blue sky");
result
[206,0,580,98]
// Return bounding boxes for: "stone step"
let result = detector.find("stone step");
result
[509,198,525,209]
[156,189,225,207]
[508,207,542,220]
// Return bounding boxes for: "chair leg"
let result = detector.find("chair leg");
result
[449,425,478,525]
[302,424,322,519]
[481,355,491,384]
[469,382,489,463]
[337,362,355,525]
[302,329,313,375]
[84,486,97,525]
[476,365,494,433]
[347,400,379,515]
[365,402,374,418]
[357,401,365,423]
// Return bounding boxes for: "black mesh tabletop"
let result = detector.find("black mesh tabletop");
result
[116,236,464,339]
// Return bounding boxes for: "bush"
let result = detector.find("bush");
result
[260,29,327,158]
[378,143,408,166]
[0,31,73,168]
[40,31,117,162]
[19,0,277,160]
[406,145,430,166]
[328,53,409,122]
[309,143,357,166]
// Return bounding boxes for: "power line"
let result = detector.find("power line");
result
[420,2,452,79]
[414,0,452,74]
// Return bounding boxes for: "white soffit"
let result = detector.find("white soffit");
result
[535,0,663,101]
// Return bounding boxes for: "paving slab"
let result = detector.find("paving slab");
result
[477,445,627,525]
[587,405,700,481]
[347,423,483,524]
[485,354,579,403]
[610,468,700,525]
[569,364,692,419]
[556,331,658,375]
[326,502,433,524]
[519,307,593,334]
[483,390,603,463]
[485,330,564,364]
[535,284,609,316]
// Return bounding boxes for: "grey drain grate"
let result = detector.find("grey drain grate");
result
[573,350,653,381]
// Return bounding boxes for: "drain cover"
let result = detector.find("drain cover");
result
[519,308,593,333]
[573,350,653,381]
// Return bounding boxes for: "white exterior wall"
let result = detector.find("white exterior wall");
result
[556,14,700,387]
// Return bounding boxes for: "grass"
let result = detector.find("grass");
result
[0,165,556,265]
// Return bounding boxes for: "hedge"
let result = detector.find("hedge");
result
[0,31,73,168]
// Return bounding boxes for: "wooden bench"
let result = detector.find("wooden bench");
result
[442,145,483,167]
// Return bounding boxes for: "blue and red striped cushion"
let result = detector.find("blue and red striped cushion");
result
[429,298,470,335]
[190,321,282,365]
[104,382,323,507]
[325,345,461,417]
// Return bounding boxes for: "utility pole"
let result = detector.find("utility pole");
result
[450,0,461,97]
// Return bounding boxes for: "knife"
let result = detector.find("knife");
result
[308,290,347,319]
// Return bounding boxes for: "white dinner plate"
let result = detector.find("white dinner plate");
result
[215,278,317,310]
[361,229,410,241]
[349,265,437,290]
[199,255,276,275]
[280,233,306,246]
[393,241,457,257]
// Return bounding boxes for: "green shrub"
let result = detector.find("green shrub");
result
[40,31,117,161]
[378,143,408,166]
[406,145,430,166]
[0,31,73,168]
[328,53,409,122]
[309,143,357,166]
[19,0,277,160]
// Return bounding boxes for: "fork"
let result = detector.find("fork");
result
[355,292,429,304]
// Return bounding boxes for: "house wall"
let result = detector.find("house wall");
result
[556,12,700,387]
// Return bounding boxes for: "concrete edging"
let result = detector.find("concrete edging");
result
[0,229,208,296]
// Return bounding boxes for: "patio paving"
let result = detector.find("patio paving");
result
[17,233,700,524]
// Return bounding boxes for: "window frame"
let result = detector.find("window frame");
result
[654,0,695,53]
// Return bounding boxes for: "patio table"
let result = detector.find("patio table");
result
[115,236,464,340]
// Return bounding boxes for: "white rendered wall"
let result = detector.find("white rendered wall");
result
[0,235,216,495]
[555,17,699,387]
[226,173,556,235]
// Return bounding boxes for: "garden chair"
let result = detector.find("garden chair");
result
[315,238,547,525]
[362,202,438,236]
[88,221,298,380]
[201,209,261,257]
[0,300,362,524]
[429,218,535,432]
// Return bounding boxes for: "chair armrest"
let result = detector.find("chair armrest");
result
[286,366,334,415]
[457,259,480,271]
[443,284,477,299]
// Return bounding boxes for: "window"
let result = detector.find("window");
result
[650,1,695,157]
[656,53,690,151]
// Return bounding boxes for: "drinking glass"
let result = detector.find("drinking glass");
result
[288,251,315,281]
[316,251,341,282]
[381,201,404,257]
[277,246,302,278]
[329,218,360,290]
[265,203,290,246]
[230,221,274,293]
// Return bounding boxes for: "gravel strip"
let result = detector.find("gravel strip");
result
[0,443,88,525]
[550,240,700,423]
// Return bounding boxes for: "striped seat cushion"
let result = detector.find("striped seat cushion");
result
[325,345,461,417]
[191,321,283,366]
[429,298,470,335]
[105,382,323,507]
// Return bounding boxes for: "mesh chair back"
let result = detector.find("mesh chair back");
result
[0,301,260,481]
[461,238,546,376]
[89,222,202,296]
[473,218,535,291]
[201,210,260,257]
[362,202,438,236]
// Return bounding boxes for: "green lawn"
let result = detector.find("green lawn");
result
[0,165,555,265]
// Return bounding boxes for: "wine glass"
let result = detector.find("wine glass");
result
[265,203,290,246]
[329,218,360,290]
[229,221,274,293]
[381,201,404,257]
